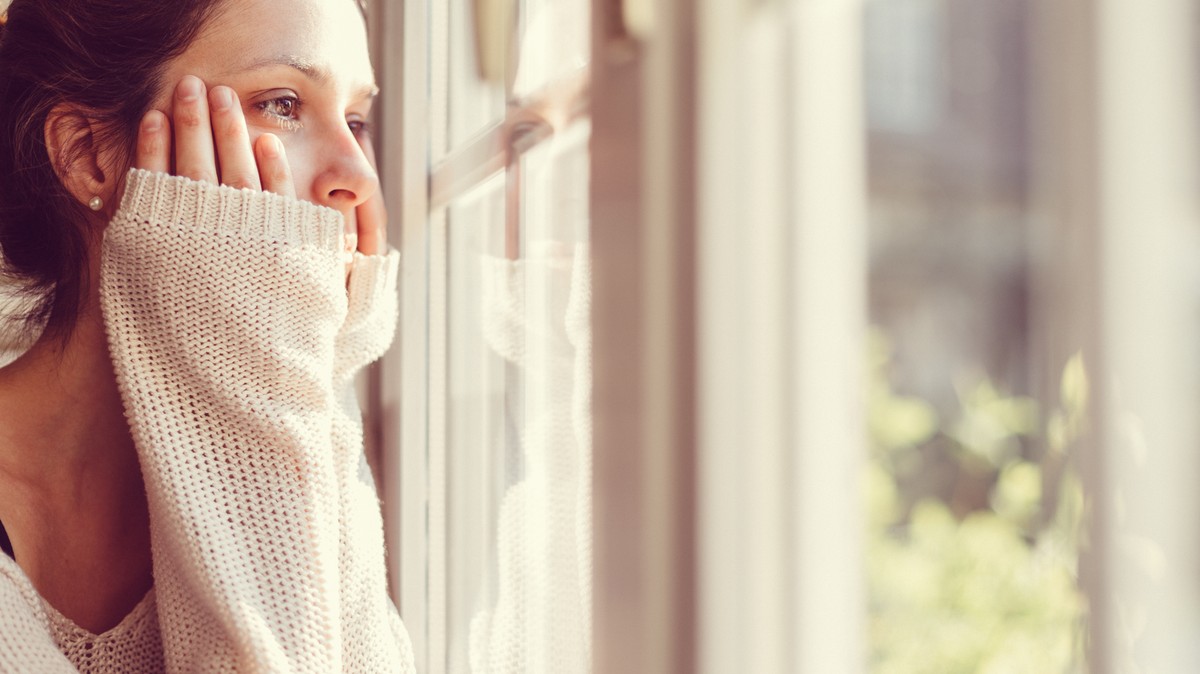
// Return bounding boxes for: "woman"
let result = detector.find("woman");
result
[0,0,415,671]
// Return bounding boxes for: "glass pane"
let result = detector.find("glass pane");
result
[444,123,592,673]
[445,173,507,674]
[445,0,591,155]
[512,0,590,100]
[862,1,1086,671]
[520,121,590,247]
[449,0,507,150]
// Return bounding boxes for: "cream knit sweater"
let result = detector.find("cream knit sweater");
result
[0,169,415,673]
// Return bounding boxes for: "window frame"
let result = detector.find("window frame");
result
[368,0,432,670]
[370,1,595,672]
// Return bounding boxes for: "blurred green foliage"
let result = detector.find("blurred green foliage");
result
[867,332,1087,673]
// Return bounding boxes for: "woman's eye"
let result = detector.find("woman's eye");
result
[348,119,372,140]
[253,95,302,130]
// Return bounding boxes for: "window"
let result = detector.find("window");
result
[369,1,592,672]
[368,0,1200,671]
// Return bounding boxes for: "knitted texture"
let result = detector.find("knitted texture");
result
[0,169,413,673]
[468,244,592,673]
[0,274,38,367]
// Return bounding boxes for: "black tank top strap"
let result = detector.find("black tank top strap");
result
[0,518,14,560]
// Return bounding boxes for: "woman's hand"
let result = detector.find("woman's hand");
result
[135,76,295,197]
[134,75,367,277]
[353,138,387,257]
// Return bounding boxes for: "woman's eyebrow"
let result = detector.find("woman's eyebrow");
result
[229,55,380,99]
[232,55,327,81]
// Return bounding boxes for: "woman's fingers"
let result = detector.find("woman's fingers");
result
[255,134,295,199]
[145,76,299,200]
[209,86,261,191]
[355,140,387,255]
[355,190,387,256]
[171,76,218,185]
[135,110,171,174]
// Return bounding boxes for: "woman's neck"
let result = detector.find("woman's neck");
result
[0,307,152,633]
[0,309,139,501]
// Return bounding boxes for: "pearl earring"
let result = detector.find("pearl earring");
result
[88,196,103,212]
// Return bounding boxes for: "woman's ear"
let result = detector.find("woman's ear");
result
[43,104,118,213]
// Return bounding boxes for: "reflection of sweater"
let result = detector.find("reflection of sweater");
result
[0,170,415,673]
[468,245,592,673]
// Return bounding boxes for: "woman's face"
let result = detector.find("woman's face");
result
[152,0,378,228]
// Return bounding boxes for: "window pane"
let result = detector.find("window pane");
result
[863,1,1086,671]
[512,0,590,100]
[445,173,507,674]
[520,121,590,246]
[443,125,592,673]
[449,0,507,150]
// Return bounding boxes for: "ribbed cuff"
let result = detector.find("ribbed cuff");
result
[117,169,345,251]
[346,248,401,318]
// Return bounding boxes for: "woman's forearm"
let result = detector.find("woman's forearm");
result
[102,169,349,672]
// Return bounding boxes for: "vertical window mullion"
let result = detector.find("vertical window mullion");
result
[427,211,451,674]
[1094,1,1200,670]
[696,0,868,671]
[786,1,868,670]
[1034,1,1200,671]
[372,0,432,669]
[427,1,453,672]
[591,0,700,670]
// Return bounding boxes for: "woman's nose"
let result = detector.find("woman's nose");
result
[311,133,378,211]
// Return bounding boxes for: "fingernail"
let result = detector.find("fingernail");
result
[210,86,233,111]
[261,134,281,158]
[178,76,202,102]
[142,111,162,133]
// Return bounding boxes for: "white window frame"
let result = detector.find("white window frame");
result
[1032,1,1200,670]
[592,0,868,671]
[368,0,432,670]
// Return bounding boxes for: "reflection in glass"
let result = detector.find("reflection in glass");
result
[445,123,592,673]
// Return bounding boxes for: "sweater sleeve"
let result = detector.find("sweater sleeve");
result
[100,169,410,673]
[331,250,416,673]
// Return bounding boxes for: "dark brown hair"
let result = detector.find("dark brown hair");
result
[0,0,224,344]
